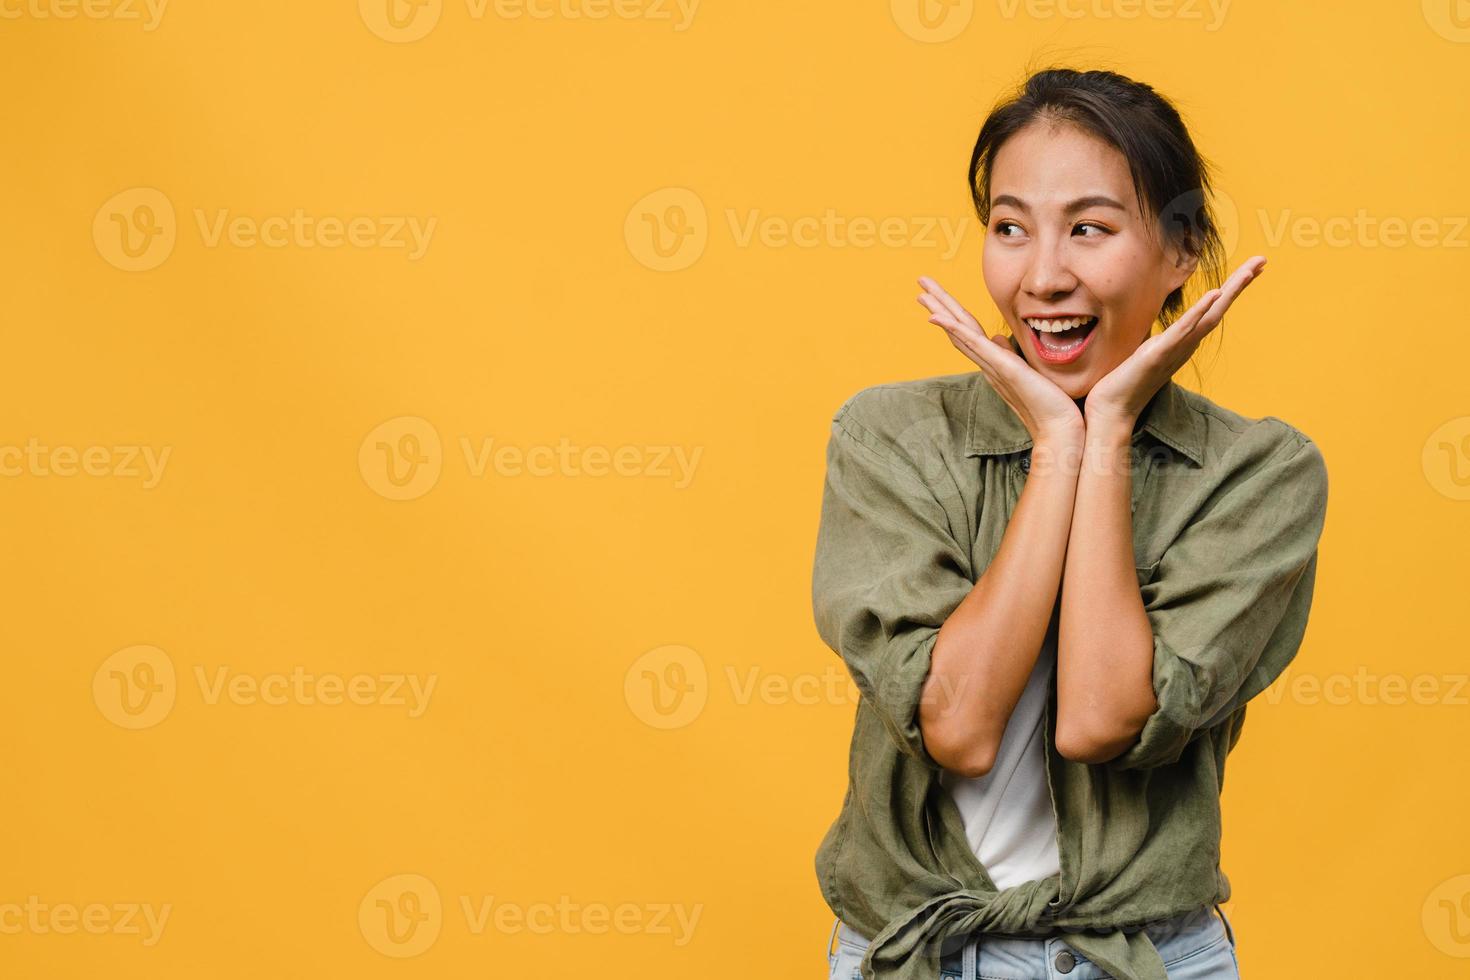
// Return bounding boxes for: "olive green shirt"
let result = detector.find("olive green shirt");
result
[811,336,1328,980]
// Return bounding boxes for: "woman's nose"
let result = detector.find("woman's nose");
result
[1023,239,1077,297]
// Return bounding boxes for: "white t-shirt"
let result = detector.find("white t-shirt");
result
[938,641,1061,890]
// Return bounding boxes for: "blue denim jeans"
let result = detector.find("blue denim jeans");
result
[825,902,1239,979]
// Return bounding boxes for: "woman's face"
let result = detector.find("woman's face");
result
[981,119,1196,400]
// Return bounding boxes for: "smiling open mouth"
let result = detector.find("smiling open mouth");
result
[1024,315,1098,357]
[1029,314,1099,348]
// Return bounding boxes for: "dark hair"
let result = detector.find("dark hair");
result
[968,67,1227,335]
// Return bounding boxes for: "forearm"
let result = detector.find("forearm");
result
[1055,418,1157,762]
[920,431,1083,777]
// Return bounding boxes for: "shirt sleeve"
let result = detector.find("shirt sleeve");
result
[810,402,976,771]
[1107,425,1329,771]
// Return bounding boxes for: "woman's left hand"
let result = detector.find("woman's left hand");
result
[1084,255,1268,427]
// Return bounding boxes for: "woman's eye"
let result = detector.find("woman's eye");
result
[1074,222,1108,237]
[994,220,1022,236]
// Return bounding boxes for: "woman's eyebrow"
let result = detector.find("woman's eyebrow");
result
[991,194,1128,214]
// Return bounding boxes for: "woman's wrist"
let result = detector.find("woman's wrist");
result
[1082,410,1137,446]
[1028,424,1088,477]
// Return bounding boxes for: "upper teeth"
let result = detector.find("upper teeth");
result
[1025,316,1095,332]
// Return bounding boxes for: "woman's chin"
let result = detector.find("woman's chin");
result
[1025,359,1088,397]
[1052,372,1097,401]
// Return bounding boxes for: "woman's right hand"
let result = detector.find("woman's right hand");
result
[916,276,1084,444]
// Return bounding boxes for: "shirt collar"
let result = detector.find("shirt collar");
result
[964,333,1206,466]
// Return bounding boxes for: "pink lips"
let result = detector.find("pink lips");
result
[1025,316,1098,365]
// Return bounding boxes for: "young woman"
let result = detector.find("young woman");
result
[812,68,1328,980]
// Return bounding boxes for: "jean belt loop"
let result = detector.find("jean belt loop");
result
[962,932,978,980]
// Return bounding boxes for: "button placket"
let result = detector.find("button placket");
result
[1130,436,1168,517]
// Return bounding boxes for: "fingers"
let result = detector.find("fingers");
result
[1209,256,1265,310]
[1195,256,1265,331]
[914,277,1027,377]
[917,276,984,331]
[938,316,993,365]
[919,300,974,346]
[1165,255,1267,340]
[1166,287,1223,336]
[916,278,995,360]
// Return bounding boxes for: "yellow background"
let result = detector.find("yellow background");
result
[3,0,1468,976]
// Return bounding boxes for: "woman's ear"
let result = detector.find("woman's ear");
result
[1164,244,1200,293]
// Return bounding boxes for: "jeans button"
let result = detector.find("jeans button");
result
[1054,949,1076,974]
